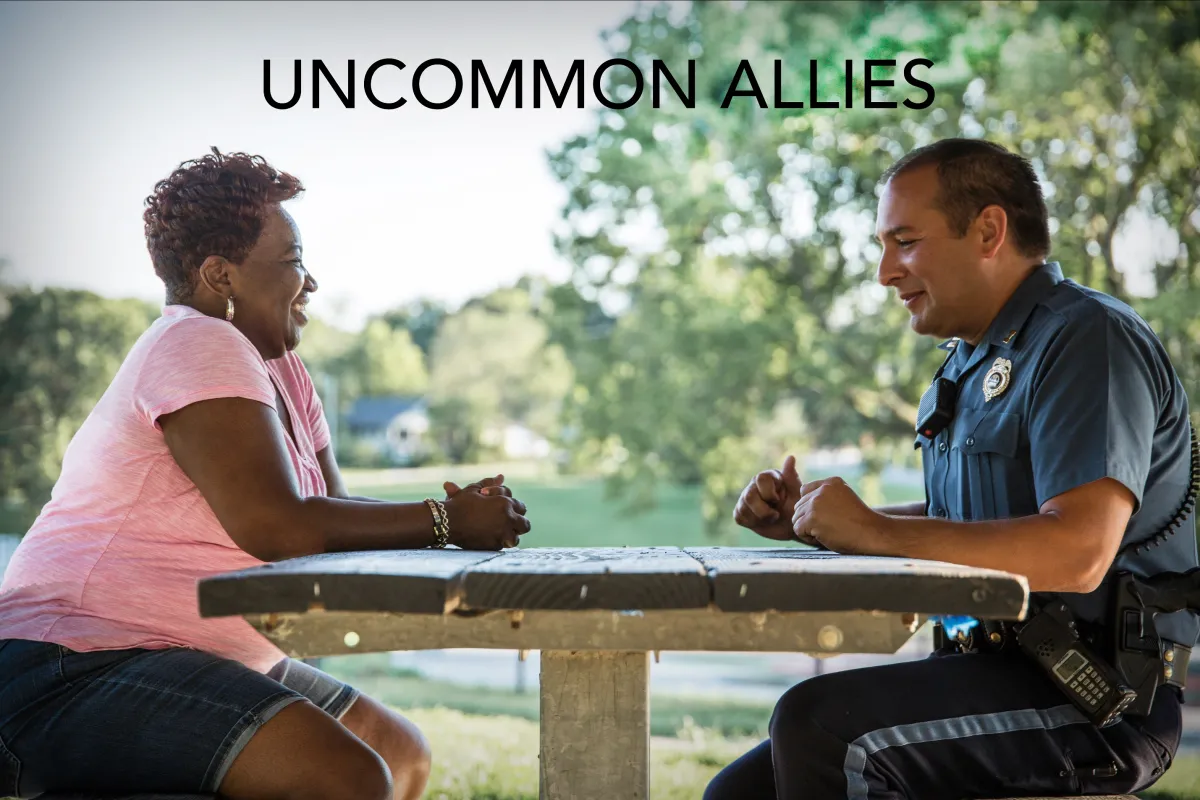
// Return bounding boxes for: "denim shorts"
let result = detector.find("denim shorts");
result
[0,639,359,798]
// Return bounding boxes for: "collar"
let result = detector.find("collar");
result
[162,303,206,319]
[981,261,1063,350]
[939,262,1063,378]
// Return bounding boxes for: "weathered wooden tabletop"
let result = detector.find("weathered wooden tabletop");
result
[198,546,1029,800]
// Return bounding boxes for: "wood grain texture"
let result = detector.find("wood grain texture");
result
[539,650,649,800]
[244,608,919,657]
[459,547,711,610]
[201,547,1029,621]
[686,547,1028,619]
[198,550,503,617]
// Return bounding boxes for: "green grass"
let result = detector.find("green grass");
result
[3,464,925,544]
[408,705,757,800]
[324,654,1200,798]
[402,705,1200,800]
[349,673,773,738]
[320,653,774,738]
[0,705,1195,800]
[349,473,740,547]
[1150,757,1200,799]
[342,469,925,548]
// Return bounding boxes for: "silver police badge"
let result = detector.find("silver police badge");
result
[983,357,1012,402]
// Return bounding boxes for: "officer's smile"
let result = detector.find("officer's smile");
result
[901,291,926,310]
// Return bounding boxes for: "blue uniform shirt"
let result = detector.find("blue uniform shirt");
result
[917,262,1198,646]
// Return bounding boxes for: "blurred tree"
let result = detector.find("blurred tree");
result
[427,285,573,463]
[296,315,428,463]
[335,319,429,398]
[548,0,1200,536]
[0,285,157,529]
[947,0,1200,412]
[378,298,448,357]
[0,260,12,323]
[295,316,357,376]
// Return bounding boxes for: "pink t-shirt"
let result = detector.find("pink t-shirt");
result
[0,304,329,673]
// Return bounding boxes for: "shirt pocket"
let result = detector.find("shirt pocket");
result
[951,408,1022,521]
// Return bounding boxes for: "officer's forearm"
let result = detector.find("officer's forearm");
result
[875,513,1104,594]
[875,501,927,517]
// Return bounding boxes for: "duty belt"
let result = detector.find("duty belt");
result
[1162,640,1191,690]
[935,620,1190,691]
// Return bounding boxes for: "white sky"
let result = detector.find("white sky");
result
[0,0,639,330]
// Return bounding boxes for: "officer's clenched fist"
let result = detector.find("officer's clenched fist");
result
[733,455,806,542]
[791,476,887,554]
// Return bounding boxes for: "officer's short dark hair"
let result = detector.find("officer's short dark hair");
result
[881,138,1051,260]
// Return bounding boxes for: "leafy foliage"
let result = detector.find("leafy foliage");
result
[3,1,1197,536]
[427,284,573,464]
[336,319,429,398]
[547,0,1200,534]
[378,298,448,358]
[0,284,157,524]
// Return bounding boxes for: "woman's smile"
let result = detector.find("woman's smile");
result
[290,296,309,326]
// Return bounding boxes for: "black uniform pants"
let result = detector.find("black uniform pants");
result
[704,647,1182,800]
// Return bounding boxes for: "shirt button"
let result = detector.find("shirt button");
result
[938,442,948,453]
[965,436,975,447]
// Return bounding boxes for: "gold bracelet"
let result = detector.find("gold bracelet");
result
[424,498,450,548]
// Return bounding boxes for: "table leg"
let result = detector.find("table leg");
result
[539,649,650,800]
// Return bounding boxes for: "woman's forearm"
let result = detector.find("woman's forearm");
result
[246,496,437,560]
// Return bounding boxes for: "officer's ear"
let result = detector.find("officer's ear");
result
[975,205,1008,260]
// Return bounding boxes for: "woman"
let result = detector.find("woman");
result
[0,149,531,800]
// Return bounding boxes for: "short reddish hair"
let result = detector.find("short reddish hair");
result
[143,148,304,302]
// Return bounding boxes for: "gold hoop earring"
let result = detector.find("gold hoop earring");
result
[225,296,235,322]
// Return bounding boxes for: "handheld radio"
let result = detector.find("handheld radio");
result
[1015,600,1136,727]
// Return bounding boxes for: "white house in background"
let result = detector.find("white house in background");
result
[344,396,431,465]
[343,395,554,466]
[481,422,552,460]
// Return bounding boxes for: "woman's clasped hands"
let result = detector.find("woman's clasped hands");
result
[442,473,531,550]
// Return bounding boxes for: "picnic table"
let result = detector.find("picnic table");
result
[198,546,1031,800]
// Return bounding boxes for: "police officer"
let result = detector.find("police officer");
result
[706,138,1197,800]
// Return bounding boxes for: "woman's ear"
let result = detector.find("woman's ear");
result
[197,255,233,297]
